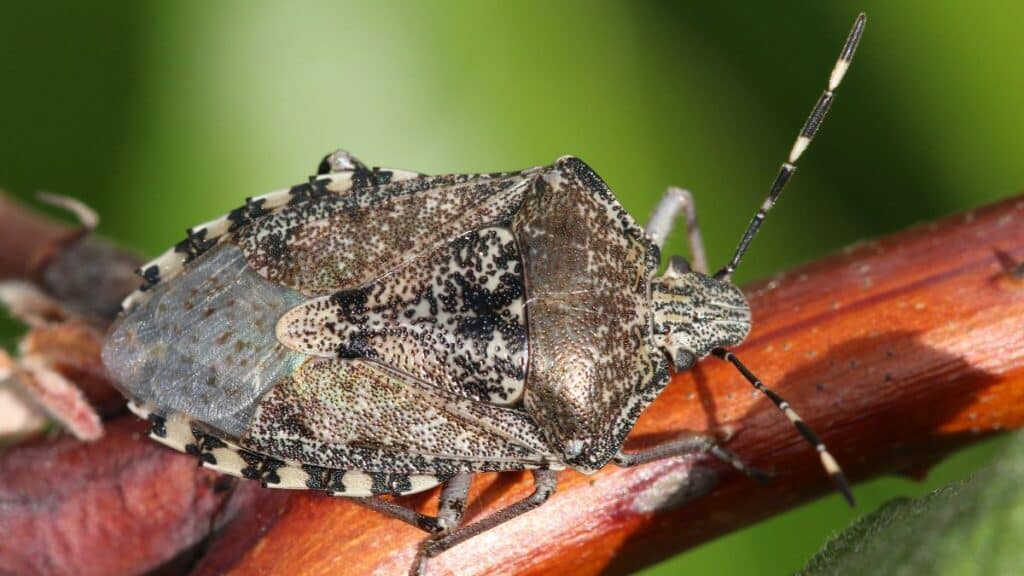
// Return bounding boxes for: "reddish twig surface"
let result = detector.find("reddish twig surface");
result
[1,192,1023,576]
[0,194,70,280]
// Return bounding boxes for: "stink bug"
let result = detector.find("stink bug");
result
[101,13,866,575]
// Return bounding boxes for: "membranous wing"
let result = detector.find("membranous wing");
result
[104,243,307,438]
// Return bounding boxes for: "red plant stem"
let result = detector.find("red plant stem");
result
[0,194,70,280]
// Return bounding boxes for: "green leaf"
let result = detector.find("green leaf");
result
[801,432,1024,576]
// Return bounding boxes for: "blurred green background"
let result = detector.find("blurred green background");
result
[1,1,1020,574]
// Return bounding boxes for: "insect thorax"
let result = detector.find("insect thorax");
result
[650,270,752,371]
[513,160,670,472]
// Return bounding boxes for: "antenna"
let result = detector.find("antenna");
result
[715,13,866,281]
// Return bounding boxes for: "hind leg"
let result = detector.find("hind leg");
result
[361,471,558,576]
[353,474,473,575]
[354,473,473,536]
[415,470,558,575]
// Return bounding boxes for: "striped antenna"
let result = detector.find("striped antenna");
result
[715,13,866,281]
[712,348,855,506]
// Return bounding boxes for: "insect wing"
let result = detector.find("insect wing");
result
[246,358,557,474]
[236,169,538,296]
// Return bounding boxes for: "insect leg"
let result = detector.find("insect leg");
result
[434,473,473,531]
[416,470,558,569]
[355,497,444,533]
[409,474,474,575]
[316,149,368,175]
[712,347,855,506]
[646,187,709,274]
[36,192,99,231]
[354,473,472,535]
[613,431,769,481]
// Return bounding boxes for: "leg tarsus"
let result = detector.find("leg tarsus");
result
[709,444,771,482]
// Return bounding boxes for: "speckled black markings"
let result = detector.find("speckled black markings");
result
[301,464,342,491]
[224,195,273,235]
[175,227,217,264]
[513,157,669,472]
[350,167,398,188]
[226,205,252,233]
[107,155,668,493]
[244,358,555,476]
[105,17,868,561]
[237,449,266,480]
[651,270,751,370]
[139,265,160,291]
[326,468,348,493]
[277,226,528,405]
[148,413,167,438]
[245,197,269,220]
[235,169,537,296]
[259,459,285,486]
[224,446,284,485]
[371,472,413,495]
[185,426,226,466]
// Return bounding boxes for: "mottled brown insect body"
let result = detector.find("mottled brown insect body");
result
[102,13,866,574]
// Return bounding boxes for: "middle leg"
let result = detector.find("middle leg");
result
[418,470,558,570]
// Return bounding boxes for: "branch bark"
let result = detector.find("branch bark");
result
[1,192,1023,576]
[0,193,70,280]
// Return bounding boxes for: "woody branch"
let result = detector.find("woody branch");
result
[1,191,1023,576]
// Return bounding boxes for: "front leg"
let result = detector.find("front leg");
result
[614,431,769,481]
[645,187,709,273]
